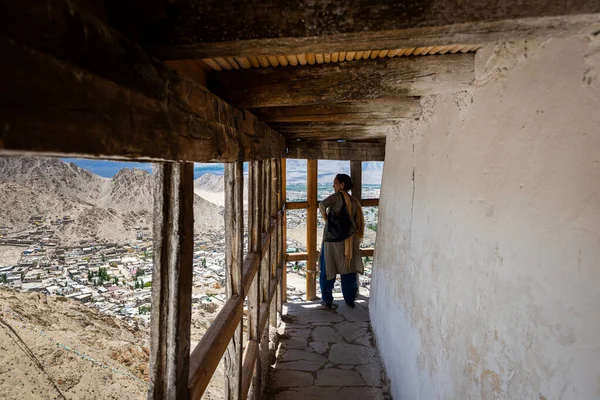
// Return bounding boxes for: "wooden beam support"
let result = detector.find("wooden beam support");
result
[286,141,385,161]
[258,160,271,395]
[306,160,318,301]
[287,199,378,210]
[281,159,288,304]
[286,252,309,262]
[361,248,375,258]
[249,98,422,123]
[223,162,244,400]
[0,0,285,162]
[350,161,363,201]
[188,296,244,399]
[247,160,262,396]
[361,199,380,207]
[286,201,309,210]
[270,159,279,327]
[287,248,374,261]
[241,340,258,399]
[350,160,362,297]
[279,126,390,142]
[149,162,194,399]
[113,1,600,58]
[208,54,474,108]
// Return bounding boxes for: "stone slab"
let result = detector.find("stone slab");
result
[312,326,343,343]
[280,338,308,350]
[329,343,378,365]
[315,368,365,386]
[338,387,387,399]
[286,303,344,324]
[279,327,312,338]
[309,341,329,354]
[276,361,325,372]
[336,301,370,322]
[274,387,341,400]
[280,349,327,364]
[354,332,373,347]
[356,363,383,387]
[335,321,369,343]
[272,369,314,388]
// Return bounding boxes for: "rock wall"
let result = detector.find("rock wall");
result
[371,35,600,399]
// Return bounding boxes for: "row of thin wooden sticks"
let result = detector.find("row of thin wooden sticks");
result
[199,44,481,71]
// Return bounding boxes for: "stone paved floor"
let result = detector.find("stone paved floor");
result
[266,294,391,400]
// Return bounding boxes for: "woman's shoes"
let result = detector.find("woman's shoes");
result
[320,301,338,310]
[346,302,355,308]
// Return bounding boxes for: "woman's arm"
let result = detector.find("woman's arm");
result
[319,193,338,220]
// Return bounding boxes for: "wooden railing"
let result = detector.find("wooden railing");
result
[187,159,286,400]
[159,159,378,399]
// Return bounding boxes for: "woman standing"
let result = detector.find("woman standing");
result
[318,173,365,309]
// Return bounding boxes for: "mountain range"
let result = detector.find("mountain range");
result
[0,157,224,245]
[63,159,384,184]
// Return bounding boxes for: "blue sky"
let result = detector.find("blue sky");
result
[62,159,383,184]
[62,159,225,179]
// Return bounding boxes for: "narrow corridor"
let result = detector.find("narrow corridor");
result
[267,294,391,399]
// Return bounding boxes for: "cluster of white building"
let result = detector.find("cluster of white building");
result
[0,217,230,326]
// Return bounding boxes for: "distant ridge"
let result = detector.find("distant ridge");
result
[0,157,223,245]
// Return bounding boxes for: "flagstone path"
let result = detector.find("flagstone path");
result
[266,294,391,400]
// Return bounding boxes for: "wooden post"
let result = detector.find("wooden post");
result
[245,160,262,398]
[306,159,318,301]
[224,162,244,400]
[350,161,362,297]
[149,162,194,400]
[270,159,278,328]
[281,159,287,304]
[259,160,272,389]
[350,161,362,201]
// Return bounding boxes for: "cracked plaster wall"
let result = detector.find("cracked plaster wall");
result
[371,35,600,400]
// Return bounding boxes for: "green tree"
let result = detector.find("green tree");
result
[109,261,118,268]
[134,280,140,289]
[135,269,144,278]
[201,258,207,268]
[0,273,6,284]
[87,271,92,282]
[113,276,118,285]
[143,281,152,288]
[139,305,151,314]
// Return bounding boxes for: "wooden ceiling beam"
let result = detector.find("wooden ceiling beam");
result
[0,0,284,162]
[107,0,600,58]
[208,54,474,108]
[286,141,385,161]
[249,98,422,123]
[277,124,395,141]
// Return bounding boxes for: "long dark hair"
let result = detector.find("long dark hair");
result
[335,173,353,191]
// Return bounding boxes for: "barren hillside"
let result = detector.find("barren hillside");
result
[0,157,224,245]
[0,287,149,400]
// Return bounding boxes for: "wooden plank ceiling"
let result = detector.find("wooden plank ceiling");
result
[90,1,600,152]
[200,46,478,144]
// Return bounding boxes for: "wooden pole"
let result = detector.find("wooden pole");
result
[245,160,262,398]
[350,161,362,201]
[306,159,318,301]
[281,159,287,304]
[223,162,244,400]
[148,162,194,400]
[350,161,363,297]
[270,159,278,328]
[259,160,271,390]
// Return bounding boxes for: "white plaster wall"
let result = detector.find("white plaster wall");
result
[371,36,600,400]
